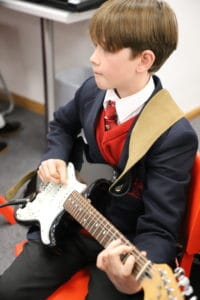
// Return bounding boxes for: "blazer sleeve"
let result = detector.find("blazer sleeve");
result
[133,118,198,264]
[40,76,104,169]
[40,78,90,169]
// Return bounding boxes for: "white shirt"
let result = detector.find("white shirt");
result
[104,77,155,124]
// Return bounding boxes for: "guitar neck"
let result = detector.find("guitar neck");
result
[64,190,152,281]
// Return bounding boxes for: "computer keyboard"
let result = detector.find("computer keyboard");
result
[26,0,107,12]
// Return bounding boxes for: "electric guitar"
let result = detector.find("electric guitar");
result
[15,163,196,300]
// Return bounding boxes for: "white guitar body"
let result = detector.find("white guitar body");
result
[15,163,87,246]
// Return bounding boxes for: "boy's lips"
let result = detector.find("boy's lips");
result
[92,69,102,75]
[94,70,103,76]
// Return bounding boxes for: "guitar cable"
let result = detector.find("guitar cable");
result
[0,198,29,208]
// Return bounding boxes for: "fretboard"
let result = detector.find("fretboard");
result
[64,190,152,281]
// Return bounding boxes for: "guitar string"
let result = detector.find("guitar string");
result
[65,190,182,299]
[67,193,175,295]
[67,192,179,295]
[65,191,154,279]
[67,191,144,256]
[66,193,153,281]
[73,191,148,257]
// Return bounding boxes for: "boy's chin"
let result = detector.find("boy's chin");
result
[94,78,111,91]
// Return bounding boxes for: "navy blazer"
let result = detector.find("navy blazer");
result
[42,75,198,264]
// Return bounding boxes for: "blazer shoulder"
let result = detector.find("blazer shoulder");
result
[169,117,198,139]
[75,76,105,105]
[154,117,198,151]
[78,76,99,95]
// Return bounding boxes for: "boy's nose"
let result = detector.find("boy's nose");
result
[90,49,99,66]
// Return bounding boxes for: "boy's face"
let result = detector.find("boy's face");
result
[90,45,142,98]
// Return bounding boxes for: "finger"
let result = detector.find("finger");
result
[96,244,134,270]
[56,161,67,184]
[38,160,60,183]
[106,244,134,257]
[96,250,115,271]
[47,160,61,180]
[37,168,47,183]
[141,251,147,257]
[37,163,51,183]
[105,238,123,248]
[96,252,105,270]
[99,242,134,263]
[122,254,136,276]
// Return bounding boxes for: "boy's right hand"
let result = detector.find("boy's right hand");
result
[37,159,67,185]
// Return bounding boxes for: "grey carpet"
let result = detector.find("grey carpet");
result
[0,105,45,273]
[0,105,200,297]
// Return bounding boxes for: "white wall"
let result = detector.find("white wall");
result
[0,6,93,104]
[0,0,200,113]
[0,8,44,102]
[157,0,200,112]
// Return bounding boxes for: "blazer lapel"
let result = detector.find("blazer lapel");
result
[110,89,184,192]
[83,90,107,162]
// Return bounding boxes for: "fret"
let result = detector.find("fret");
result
[74,205,91,227]
[66,195,91,229]
[77,203,96,231]
[68,197,87,223]
[95,227,108,244]
[65,190,153,281]
[85,211,98,231]
[87,208,102,232]
[95,222,106,240]
[89,220,100,235]
[71,202,83,219]
[99,230,113,247]
[67,198,80,220]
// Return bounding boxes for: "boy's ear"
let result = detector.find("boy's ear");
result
[137,50,155,72]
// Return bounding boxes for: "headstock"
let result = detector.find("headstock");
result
[174,267,197,300]
[142,264,197,300]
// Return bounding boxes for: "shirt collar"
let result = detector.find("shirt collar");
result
[104,77,155,123]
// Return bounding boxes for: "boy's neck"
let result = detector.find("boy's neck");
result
[116,73,151,98]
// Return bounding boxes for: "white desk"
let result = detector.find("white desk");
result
[0,0,95,123]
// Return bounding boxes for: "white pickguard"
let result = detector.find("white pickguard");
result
[15,163,87,246]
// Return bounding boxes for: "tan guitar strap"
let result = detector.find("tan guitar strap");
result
[6,170,37,201]
[109,89,184,192]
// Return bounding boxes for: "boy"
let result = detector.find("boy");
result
[0,0,198,299]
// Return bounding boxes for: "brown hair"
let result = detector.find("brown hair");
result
[89,0,178,72]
